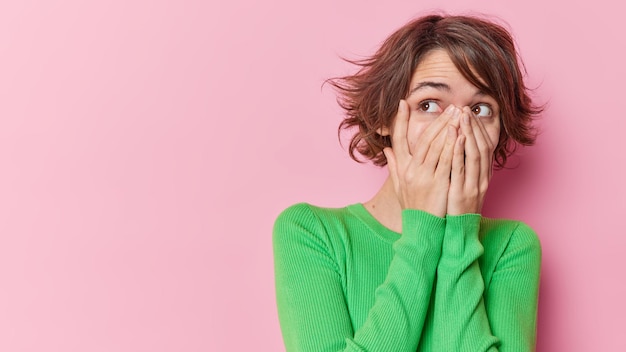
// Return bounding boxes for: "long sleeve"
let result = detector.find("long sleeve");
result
[273,204,445,352]
[484,222,541,351]
[431,214,541,351]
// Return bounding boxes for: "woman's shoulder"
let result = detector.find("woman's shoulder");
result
[274,202,356,239]
[479,216,541,262]
[480,216,539,243]
[275,202,353,226]
[273,203,357,257]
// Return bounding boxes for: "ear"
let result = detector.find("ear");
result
[376,126,391,136]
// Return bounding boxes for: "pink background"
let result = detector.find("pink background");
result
[0,0,624,351]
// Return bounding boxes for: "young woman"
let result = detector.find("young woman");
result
[273,14,542,351]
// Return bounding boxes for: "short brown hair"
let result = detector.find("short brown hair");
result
[328,14,542,168]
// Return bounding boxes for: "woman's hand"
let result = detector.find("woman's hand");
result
[383,100,461,218]
[447,107,496,215]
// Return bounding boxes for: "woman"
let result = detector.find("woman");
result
[273,14,542,351]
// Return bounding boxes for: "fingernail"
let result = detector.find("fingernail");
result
[398,100,405,112]
[463,113,470,124]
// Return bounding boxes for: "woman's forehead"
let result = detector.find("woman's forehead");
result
[410,50,488,96]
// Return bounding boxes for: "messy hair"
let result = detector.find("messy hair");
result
[327,14,542,168]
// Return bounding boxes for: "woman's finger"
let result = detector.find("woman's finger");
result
[473,113,494,151]
[423,123,450,170]
[473,114,495,180]
[434,125,458,179]
[459,109,480,188]
[414,105,459,164]
[450,133,466,189]
[390,100,411,166]
[465,107,493,185]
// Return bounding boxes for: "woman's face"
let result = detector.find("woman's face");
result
[398,49,501,153]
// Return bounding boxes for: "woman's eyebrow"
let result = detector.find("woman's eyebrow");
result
[408,81,488,98]
[408,81,451,97]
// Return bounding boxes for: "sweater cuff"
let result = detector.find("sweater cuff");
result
[399,209,446,247]
[440,213,483,267]
[445,213,481,235]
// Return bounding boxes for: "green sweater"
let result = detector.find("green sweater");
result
[273,203,541,351]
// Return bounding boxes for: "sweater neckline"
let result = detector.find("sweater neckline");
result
[347,203,401,243]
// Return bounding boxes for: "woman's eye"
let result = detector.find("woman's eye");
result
[418,101,442,113]
[472,104,492,117]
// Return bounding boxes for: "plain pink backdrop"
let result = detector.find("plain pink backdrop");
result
[0,0,624,351]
